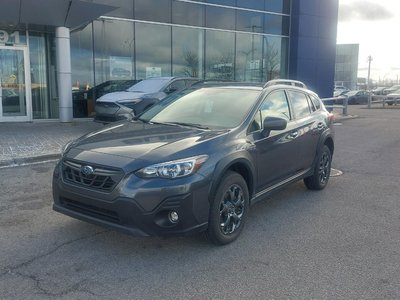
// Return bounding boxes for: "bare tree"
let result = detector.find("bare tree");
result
[182,50,199,77]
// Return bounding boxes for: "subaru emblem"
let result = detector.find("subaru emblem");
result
[81,165,94,176]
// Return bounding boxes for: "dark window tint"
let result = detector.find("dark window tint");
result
[264,14,289,35]
[309,95,321,110]
[135,0,171,23]
[287,90,311,119]
[206,0,235,5]
[236,0,264,10]
[265,0,291,14]
[205,6,235,30]
[236,10,263,33]
[172,1,204,26]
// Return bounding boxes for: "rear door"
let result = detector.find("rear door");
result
[286,89,322,171]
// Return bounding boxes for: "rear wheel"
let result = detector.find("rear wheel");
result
[304,145,332,190]
[207,171,249,245]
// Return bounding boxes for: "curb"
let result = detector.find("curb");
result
[0,153,61,168]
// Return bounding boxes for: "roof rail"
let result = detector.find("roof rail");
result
[264,79,307,89]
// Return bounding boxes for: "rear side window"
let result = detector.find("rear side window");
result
[309,95,321,110]
[287,90,311,119]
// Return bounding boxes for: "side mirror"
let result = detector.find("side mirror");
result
[262,116,287,136]
[166,87,177,94]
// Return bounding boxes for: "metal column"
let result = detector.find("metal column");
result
[55,27,73,122]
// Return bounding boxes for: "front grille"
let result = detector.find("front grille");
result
[62,160,123,192]
[60,197,120,223]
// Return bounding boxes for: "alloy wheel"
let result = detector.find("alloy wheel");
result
[219,184,245,235]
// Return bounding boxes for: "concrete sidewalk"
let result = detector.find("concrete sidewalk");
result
[0,110,357,168]
[0,121,103,167]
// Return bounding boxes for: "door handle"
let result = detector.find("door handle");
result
[317,122,324,130]
[289,131,298,139]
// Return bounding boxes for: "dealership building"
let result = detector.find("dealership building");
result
[0,0,338,122]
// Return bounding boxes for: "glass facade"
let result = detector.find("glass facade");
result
[1,0,291,120]
[335,44,359,90]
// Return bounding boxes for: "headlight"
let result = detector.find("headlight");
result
[136,155,208,179]
[117,99,141,106]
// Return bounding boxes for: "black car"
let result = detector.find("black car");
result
[53,80,335,245]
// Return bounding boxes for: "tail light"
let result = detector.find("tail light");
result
[328,113,335,124]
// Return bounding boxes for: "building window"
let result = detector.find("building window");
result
[135,23,171,78]
[172,1,204,27]
[205,30,234,80]
[134,0,171,23]
[205,6,235,30]
[172,27,204,78]
[93,20,135,83]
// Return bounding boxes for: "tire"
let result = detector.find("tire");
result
[304,145,332,190]
[207,171,249,245]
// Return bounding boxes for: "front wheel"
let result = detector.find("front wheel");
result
[304,145,332,190]
[207,171,249,245]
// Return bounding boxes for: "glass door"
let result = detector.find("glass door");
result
[0,46,32,121]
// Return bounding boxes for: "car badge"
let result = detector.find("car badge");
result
[81,165,94,176]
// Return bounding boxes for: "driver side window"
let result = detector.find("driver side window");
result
[249,90,291,133]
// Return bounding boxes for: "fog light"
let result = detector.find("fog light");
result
[168,211,179,223]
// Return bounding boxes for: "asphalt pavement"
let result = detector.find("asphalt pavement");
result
[0,105,399,299]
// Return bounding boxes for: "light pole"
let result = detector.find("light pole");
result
[367,55,373,108]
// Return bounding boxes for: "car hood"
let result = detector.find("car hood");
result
[65,121,228,171]
[97,91,147,102]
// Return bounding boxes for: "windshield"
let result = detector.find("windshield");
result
[126,78,171,92]
[139,87,261,129]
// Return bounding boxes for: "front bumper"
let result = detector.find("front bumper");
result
[52,160,211,236]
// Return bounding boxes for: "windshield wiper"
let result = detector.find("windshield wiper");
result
[165,122,210,130]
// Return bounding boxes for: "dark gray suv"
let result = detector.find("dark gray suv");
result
[53,80,335,245]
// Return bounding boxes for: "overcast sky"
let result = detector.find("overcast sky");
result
[337,0,399,82]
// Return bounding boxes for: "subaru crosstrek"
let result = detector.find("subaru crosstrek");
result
[53,80,335,245]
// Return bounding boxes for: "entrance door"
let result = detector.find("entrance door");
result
[0,46,32,122]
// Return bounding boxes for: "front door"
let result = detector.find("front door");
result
[0,46,32,122]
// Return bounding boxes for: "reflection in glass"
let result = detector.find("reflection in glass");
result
[172,27,204,78]
[265,0,291,14]
[205,31,234,80]
[29,33,51,119]
[135,0,171,23]
[236,10,263,33]
[235,33,263,82]
[264,14,289,35]
[93,20,134,84]
[263,36,288,81]
[172,1,204,27]
[92,0,134,18]
[135,23,171,79]
[205,6,235,30]
[71,24,94,118]
[0,49,26,117]
[236,0,264,10]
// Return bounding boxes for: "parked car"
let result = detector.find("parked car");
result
[383,85,400,95]
[333,86,349,97]
[94,77,199,123]
[346,90,369,104]
[385,89,400,105]
[72,80,140,117]
[53,79,335,245]
[372,86,386,95]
